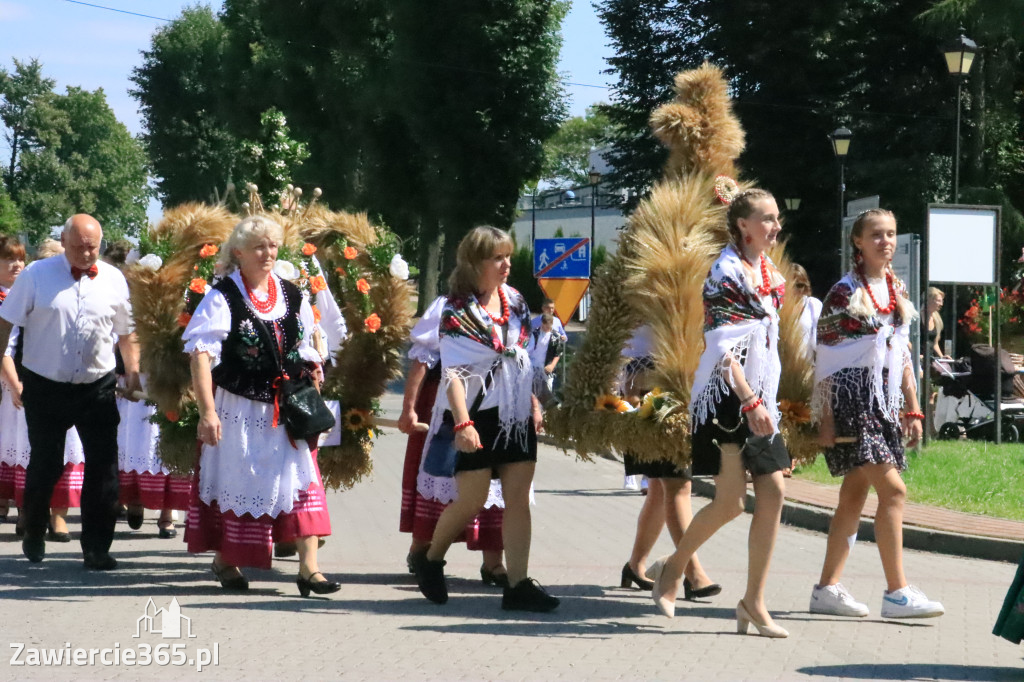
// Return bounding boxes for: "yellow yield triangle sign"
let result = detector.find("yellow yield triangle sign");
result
[537,279,590,328]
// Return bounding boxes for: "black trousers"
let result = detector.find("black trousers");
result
[21,369,120,554]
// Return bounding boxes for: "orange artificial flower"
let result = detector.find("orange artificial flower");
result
[309,275,327,294]
[312,305,322,324]
[301,243,317,256]
[177,311,192,328]
[165,410,179,422]
[189,278,207,294]
[335,267,346,277]
[364,313,382,333]
[356,278,370,295]
[199,244,219,259]
[343,246,358,260]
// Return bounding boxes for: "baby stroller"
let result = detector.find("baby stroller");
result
[932,344,1024,442]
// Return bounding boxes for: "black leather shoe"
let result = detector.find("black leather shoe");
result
[273,542,297,558]
[22,535,45,563]
[47,528,72,543]
[480,564,511,589]
[158,526,177,539]
[683,577,722,600]
[296,571,341,597]
[621,562,655,590]
[211,560,248,590]
[83,551,118,571]
[415,558,448,604]
[407,548,428,575]
[126,509,144,530]
[502,578,560,612]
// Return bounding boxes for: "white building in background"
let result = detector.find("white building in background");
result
[512,148,633,255]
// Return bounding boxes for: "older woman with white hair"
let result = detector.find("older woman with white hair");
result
[182,215,339,596]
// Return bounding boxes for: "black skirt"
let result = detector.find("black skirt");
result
[690,390,790,477]
[446,407,537,477]
[623,452,691,480]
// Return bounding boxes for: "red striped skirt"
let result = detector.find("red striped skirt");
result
[119,471,192,510]
[184,449,332,570]
[398,372,503,551]
[0,462,83,508]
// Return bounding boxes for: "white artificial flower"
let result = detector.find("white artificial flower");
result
[138,253,163,271]
[273,259,297,280]
[125,248,141,265]
[389,253,409,280]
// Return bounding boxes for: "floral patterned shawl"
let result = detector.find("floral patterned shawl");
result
[428,283,533,453]
[813,271,917,423]
[691,245,785,431]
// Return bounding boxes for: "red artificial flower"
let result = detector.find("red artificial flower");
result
[189,278,207,294]
[309,275,327,294]
[301,243,317,256]
[356,278,370,295]
[344,246,358,260]
[199,244,219,259]
[364,313,381,333]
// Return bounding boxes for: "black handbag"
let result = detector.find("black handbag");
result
[255,317,336,441]
[423,364,495,478]
[741,433,791,477]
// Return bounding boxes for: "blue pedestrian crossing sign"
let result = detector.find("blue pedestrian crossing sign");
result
[533,238,590,279]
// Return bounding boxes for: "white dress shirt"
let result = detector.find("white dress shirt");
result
[0,255,133,384]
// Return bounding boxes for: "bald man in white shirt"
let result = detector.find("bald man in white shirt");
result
[0,214,140,570]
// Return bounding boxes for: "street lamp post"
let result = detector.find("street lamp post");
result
[830,126,852,274]
[941,30,977,360]
[944,30,977,203]
[784,198,802,212]
[588,167,602,259]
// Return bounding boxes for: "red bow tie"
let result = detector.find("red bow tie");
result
[71,264,98,281]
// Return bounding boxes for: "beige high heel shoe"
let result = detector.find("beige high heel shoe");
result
[647,556,675,618]
[736,599,788,638]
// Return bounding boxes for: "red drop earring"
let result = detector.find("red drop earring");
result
[744,235,752,245]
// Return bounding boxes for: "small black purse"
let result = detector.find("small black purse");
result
[423,366,494,478]
[255,317,336,441]
[741,433,791,477]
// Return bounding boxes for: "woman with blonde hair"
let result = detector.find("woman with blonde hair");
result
[414,226,557,612]
[650,189,790,637]
[810,208,943,619]
[182,215,339,596]
[925,287,948,359]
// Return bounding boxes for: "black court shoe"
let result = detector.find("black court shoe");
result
[211,560,248,590]
[480,564,511,589]
[621,562,655,590]
[296,571,341,597]
[416,559,448,604]
[22,535,44,563]
[684,577,722,600]
[83,551,118,571]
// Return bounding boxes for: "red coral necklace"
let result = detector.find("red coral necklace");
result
[483,287,509,326]
[244,274,277,314]
[859,269,897,315]
[741,252,773,297]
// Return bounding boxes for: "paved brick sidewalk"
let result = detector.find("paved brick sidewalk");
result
[1,429,1023,681]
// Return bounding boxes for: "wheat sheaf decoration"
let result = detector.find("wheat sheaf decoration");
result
[125,184,413,489]
[545,63,817,468]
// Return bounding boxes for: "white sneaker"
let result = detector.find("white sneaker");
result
[809,583,870,617]
[880,585,945,619]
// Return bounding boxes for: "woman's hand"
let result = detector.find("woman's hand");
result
[397,407,418,435]
[311,365,324,393]
[817,411,836,447]
[532,406,544,434]
[902,414,923,448]
[455,424,482,453]
[198,410,222,446]
[9,380,22,409]
[744,403,774,437]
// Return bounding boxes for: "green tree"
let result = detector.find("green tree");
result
[130,6,239,205]
[0,58,64,202]
[238,107,310,202]
[0,183,21,235]
[538,105,615,188]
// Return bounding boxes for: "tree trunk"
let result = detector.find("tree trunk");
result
[6,131,19,200]
[416,218,443,315]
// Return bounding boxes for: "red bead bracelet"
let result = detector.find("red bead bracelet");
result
[904,411,925,421]
[454,420,475,432]
[740,397,763,414]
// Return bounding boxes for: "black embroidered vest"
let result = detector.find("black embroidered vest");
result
[211,276,306,403]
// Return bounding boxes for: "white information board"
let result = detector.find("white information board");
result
[927,206,998,284]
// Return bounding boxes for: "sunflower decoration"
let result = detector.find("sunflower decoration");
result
[126,184,413,488]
